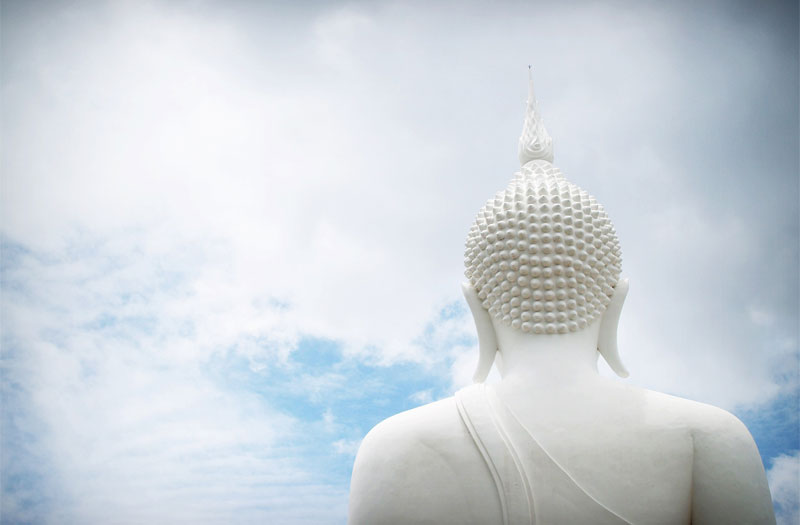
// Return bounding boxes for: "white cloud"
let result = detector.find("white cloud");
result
[768,452,800,525]
[749,306,776,327]
[313,6,376,71]
[1,232,343,523]
[409,389,433,404]
[333,438,362,457]
[322,407,337,433]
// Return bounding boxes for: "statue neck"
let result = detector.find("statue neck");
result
[492,317,602,389]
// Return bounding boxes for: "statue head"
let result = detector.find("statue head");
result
[463,70,629,382]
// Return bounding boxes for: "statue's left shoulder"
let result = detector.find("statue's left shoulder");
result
[347,396,502,525]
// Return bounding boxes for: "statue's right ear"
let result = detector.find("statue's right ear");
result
[462,282,499,383]
[597,277,630,378]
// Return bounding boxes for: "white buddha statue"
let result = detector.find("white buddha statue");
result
[347,73,776,525]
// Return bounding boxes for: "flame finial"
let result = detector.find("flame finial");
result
[518,67,554,165]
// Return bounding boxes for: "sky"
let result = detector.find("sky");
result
[1,0,798,523]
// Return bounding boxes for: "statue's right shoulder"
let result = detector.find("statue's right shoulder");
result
[682,400,775,524]
[347,395,502,525]
[635,388,776,524]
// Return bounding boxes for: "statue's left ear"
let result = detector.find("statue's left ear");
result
[598,277,630,378]
[462,282,498,383]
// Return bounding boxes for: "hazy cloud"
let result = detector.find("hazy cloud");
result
[768,452,800,525]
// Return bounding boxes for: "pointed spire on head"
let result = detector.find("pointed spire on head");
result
[518,66,554,165]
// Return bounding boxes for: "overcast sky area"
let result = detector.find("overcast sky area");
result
[1,0,798,523]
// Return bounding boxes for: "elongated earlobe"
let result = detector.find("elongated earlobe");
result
[598,277,630,378]
[462,282,499,383]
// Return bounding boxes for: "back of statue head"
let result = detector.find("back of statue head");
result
[464,70,628,381]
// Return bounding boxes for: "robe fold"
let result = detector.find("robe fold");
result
[455,384,632,525]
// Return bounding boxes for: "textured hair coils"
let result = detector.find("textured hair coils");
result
[464,160,622,334]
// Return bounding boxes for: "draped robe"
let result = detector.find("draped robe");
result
[455,384,632,525]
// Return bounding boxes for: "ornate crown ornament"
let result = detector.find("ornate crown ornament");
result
[464,72,622,335]
[518,68,554,165]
